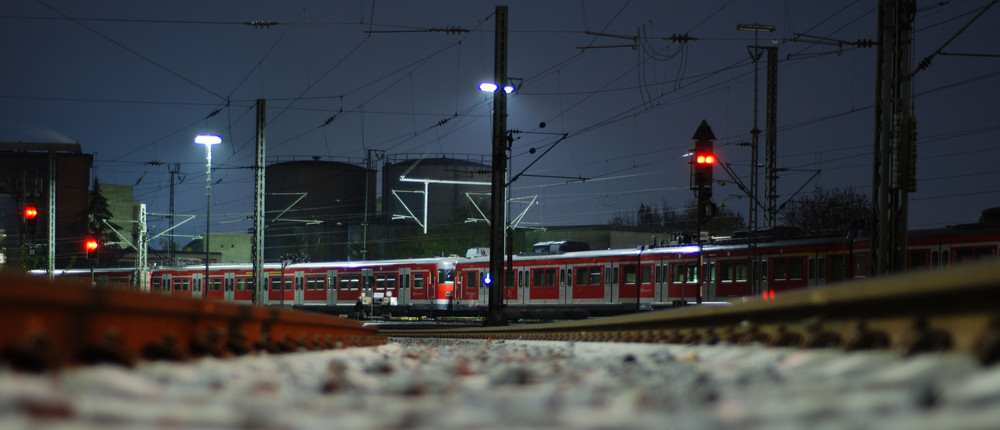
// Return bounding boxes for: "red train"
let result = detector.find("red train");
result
[36,223,1000,319]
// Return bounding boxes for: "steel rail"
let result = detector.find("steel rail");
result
[383,262,1000,365]
[0,273,384,371]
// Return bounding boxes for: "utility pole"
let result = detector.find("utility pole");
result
[737,23,775,296]
[252,99,267,305]
[168,163,182,266]
[871,0,916,276]
[485,5,508,326]
[763,46,779,228]
[47,151,55,280]
[136,203,149,292]
[362,149,384,260]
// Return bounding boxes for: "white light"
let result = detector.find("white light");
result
[479,82,498,92]
[503,84,515,93]
[194,134,222,145]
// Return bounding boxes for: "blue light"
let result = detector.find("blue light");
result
[483,272,493,285]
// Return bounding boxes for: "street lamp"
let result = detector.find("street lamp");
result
[195,134,221,299]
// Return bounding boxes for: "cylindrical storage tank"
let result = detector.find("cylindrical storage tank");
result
[265,160,375,261]
[382,156,491,231]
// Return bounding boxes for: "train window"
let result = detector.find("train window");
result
[210,278,222,291]
[560,269,566,286]
[719,261,732,282]
[270,277,281,291]
[831,256,846,281]
[641,265,651,284]
[387,275,396,291]
[590,267,602,285]
[623,265,637,285]
[612,267,619,285]
[789,259,804,280]
[439,268,455,283]
[532,268,557,287]
[306,275,324,291]
[575,267,602,286]
[672,264,684,283]
[955,246,994,264]
[735,261,748,282]
[773,259,787,280]
[673,263,698,283]
[853,255,868,278]
[505,269,515,287]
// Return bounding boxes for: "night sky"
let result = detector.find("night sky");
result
[3,1,998,244]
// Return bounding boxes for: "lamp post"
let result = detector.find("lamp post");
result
[195,134,221,299]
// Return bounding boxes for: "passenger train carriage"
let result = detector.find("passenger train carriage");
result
[34,223,1000,319]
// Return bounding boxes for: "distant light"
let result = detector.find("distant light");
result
[503,83,515,93]
[479,82,498,92]
[23,206,38,220]
[194,134,222,145]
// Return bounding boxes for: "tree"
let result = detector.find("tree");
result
[86,178,121,242]
[780,186,870,237]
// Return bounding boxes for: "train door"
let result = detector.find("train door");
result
[223,272,235,301]
[192,273,203,299]
[560,266,570,304]
[293,271,305,305]
[362,268,374,301]
[607,263,619,303]
[399,268,411,307]
[161,274,172,296]
[326,270,338,306]
[503,268,519,304]
[409,269,427,302]
[459,268,481,304]
[704,258,716,301]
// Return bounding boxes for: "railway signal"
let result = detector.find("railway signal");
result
[23,205,38,221]
[85,238,99,253]
[691,120,717,213]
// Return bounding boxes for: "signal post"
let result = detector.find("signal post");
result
[690,120,717,305]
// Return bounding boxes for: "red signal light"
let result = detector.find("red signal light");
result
[24,206,38,220]
[85,238,99,252]
[695,153,715,165]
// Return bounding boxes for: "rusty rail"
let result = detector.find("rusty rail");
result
[384,262,1000,365]
[0,273,384,371]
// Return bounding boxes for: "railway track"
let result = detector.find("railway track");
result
[384,261,1000,365]
[3,261,998,372]
[0,273,384,371]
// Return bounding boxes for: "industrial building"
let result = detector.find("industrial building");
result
[0,142,93,270]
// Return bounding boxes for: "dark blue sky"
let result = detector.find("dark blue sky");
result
[2,1,998,242]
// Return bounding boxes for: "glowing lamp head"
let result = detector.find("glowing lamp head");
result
[479,82,499,92]
[23,206,38,220]
[502,83,515,93]
[85,238,99,252]
[194,134,222,146]
[695,153,715,165]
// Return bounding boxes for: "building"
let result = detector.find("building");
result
[0,142,93,270]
